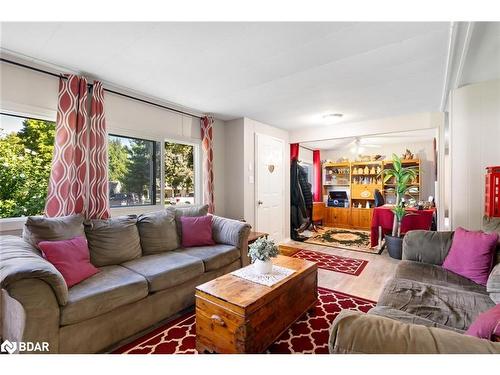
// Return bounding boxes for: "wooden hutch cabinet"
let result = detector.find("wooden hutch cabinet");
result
[321,159,421,231]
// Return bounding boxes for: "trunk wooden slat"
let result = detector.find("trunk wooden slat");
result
[195,255,318,353]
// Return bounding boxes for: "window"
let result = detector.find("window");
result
[0,113,55,218]
[108,134,160,207]
[164,141,195,206]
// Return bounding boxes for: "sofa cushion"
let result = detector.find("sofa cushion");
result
[84,215,142,266]
[442,227,498,286]
[23,214,85,247]
[175,244,240,272]
[395,261,489,295]
[180,215,215,247]
[137,210,179,255]
[38,236,99,288]
[121,252,204,292]
[60,265,148,326]
[377,277,495,332]
[167,204,209,239]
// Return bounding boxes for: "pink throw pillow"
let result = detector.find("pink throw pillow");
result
[465,304,500,340]
[442,227,498,286]
[38,236,99,288]
[180,215,215,247]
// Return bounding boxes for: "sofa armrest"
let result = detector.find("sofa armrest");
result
[211,216,252,266]
[329,310,500,354]
[487,263,500,303]
[0,235,68,305]
[2,278,60,353]
[402,230,454,265]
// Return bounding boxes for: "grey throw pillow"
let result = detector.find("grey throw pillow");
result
[23,214,85,247]
[167,204,209,239]
[137,210,179,254]
[84,215,142,266]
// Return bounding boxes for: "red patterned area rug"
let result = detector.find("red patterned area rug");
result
[292,249,368,276]
[113,287,375,354]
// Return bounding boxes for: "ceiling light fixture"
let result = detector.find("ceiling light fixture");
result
[323,113,343,119]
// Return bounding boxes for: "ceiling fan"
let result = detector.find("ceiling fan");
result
[348,137,381,154]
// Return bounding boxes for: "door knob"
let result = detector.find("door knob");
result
[257,200,263,205]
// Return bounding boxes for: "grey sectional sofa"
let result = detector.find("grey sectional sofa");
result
[0,205,251,353]
[329,230,500,354]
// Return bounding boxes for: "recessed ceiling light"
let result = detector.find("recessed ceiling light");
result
[323,113,343,119]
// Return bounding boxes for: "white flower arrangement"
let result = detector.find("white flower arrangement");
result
[248,238,279,262]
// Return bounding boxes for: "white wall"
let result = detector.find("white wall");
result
[0,60,227,233]
[224,117,290,240]
[298,146,313,165]
[449,79,500,230]
[322,141,436,200]
[223,118,245,221]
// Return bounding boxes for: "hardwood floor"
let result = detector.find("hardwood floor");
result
[280,240,400,302]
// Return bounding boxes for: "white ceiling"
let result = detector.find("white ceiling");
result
[461,22,500,86]
[302,128,437,150]
[0,22,492,130]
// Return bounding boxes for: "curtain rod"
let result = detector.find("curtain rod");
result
[0,57,202,120]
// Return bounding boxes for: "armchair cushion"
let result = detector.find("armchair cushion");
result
[329,310,500,354]
[84,215,142,266]
[442,227,498,286]
[0,235,68,305]
[402,230,454,265]
[465,304,500,340]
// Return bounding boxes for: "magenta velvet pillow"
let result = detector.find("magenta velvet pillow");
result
[38,236,99,288]
[442,227,498,286]
[180,215,215,247]
[465,304,500,340]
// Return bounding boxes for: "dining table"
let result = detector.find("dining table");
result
[370,205,435,248]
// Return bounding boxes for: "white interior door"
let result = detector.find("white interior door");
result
[255,133,284,242]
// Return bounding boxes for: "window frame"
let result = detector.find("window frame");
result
[0,110,203,228]
[164,137,202,207]
[0,111,57,226]
[108,132,160,208]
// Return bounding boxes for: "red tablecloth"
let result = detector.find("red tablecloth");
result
[370,206,435,247]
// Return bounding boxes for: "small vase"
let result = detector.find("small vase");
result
[254,259,273,274]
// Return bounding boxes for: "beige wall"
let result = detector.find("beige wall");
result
[449,79,500,230]
[224,117,290,240]
[322,141,437,200]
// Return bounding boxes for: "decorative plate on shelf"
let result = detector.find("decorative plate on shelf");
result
[360,190,372,198]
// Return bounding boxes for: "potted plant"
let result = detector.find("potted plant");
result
[379,154,419,259]
[248,238,279,274]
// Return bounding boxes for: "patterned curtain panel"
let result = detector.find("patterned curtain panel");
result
[87,81,110,219]
[45,76,110,219]
[45,75,89,217]
[201,116,215,214]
